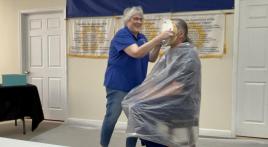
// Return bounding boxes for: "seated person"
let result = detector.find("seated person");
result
[122,19,201,147]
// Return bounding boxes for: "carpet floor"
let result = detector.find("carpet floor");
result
[1,120,268,147]
[30,124,268,147]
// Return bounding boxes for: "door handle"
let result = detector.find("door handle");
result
[24,71,30,75]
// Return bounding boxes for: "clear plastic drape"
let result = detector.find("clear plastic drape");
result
[122,42,201,147]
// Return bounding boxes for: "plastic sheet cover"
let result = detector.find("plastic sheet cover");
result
[122,42,201,147]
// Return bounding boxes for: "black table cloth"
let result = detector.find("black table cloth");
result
[0,84,44,131]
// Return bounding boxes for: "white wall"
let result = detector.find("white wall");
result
[200,14,233,130]
[68,14,234,132]
[0,0,66,80]
[0,0,234,133]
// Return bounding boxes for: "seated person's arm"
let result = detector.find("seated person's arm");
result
[149,81,183,99]
[134,81,183,101]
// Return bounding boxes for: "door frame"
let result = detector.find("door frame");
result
[18,8,68,120]
[233,0,268,138]
[232,0,240,138]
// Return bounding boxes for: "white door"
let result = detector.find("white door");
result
[236,0,268,138]
[22,11,67,120]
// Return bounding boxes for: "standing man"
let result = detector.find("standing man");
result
[101,6,173,147]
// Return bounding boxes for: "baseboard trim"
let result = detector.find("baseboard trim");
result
[65,118,127,132]
[66,118,234,138]
[199,128,234,138]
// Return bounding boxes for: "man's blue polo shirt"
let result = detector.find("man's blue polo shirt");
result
[104,26,149,92]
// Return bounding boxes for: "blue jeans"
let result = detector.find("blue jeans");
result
[100,88,138,147]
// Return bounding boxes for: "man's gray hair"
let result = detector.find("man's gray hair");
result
[175,19,191,43]
[123,6,144,25]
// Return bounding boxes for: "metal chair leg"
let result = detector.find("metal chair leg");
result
[22,118,26,135]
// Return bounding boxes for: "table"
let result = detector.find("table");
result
[0,84,44,134]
